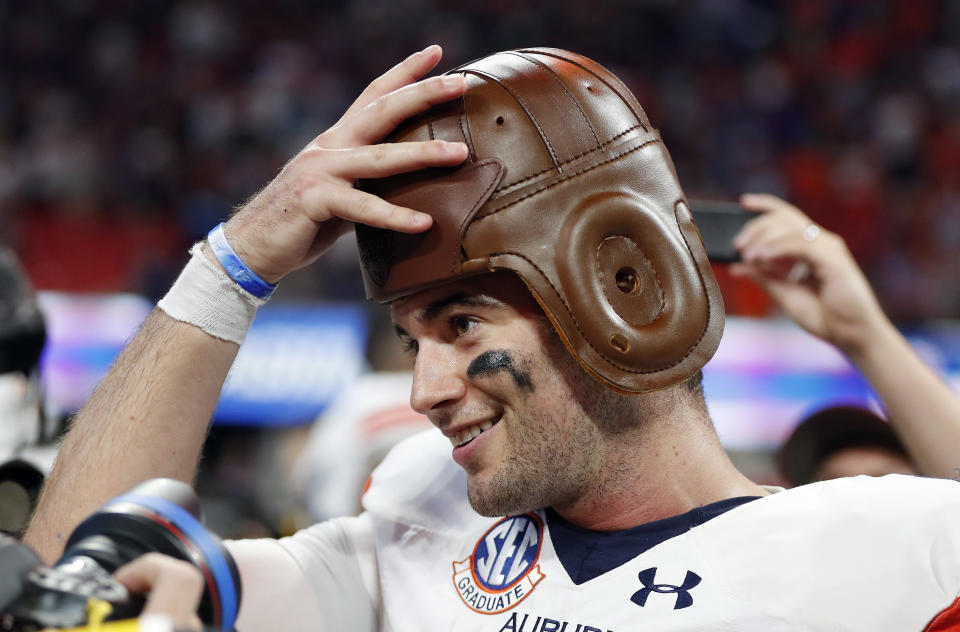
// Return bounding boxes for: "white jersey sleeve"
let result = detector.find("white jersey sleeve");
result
[226,513,379,632]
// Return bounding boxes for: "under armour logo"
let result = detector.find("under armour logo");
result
[631,567,702,610]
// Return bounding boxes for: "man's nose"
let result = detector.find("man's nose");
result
[409,341,466,415]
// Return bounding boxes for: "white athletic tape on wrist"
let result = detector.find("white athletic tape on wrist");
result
[158,243,267,344]
[137,615,175,632]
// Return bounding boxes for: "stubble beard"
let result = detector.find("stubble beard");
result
[464,337,633,518]
[465,405,603,517]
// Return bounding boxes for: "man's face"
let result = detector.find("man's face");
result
[390,272,630,517]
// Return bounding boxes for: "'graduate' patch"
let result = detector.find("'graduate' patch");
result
[452,513,546,614]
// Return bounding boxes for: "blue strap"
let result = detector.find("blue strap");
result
[207,223,277,299]
[110,493,239,632]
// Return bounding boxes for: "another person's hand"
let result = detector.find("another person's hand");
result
[217,44,469,284]
[731,193,887,355]
[114,553,204,631]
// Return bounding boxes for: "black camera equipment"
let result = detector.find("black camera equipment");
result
[0,247,50,537]
[0,478,240,631]
[0,248,46,379]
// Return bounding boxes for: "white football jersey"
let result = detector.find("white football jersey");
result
[229,430,960,631]
[293,371,431,521]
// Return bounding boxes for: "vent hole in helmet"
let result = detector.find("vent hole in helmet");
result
[610,334,630,353]
[615,267,641,294]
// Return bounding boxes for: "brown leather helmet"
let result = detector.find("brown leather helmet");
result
[356,48,723,393]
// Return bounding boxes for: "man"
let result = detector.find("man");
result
[778,405,916,484]
[24,47,960,630]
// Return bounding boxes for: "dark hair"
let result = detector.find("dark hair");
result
[777,406,909,486]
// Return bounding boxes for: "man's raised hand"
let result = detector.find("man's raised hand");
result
[220,45,468,283]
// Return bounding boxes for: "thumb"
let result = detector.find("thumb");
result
[115,554,204,631]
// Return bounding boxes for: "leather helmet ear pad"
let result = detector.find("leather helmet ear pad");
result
[465,142,723,394]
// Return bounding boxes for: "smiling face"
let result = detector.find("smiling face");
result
[391,272,640,517]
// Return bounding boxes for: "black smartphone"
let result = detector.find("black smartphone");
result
[688,200,757,263]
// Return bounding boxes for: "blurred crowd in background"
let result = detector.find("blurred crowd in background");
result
[3,1,960,539]
[3,0,960,319]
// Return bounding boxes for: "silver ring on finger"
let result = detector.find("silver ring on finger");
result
[786,260,812,283]
[802,223,821,242]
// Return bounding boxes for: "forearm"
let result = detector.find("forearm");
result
[24,309,238,563]
[846,319,960,478]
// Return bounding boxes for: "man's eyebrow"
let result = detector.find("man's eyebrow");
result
[419,292,501,322]
[392,293,504,340]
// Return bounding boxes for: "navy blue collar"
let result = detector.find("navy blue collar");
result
[546,496,761,584]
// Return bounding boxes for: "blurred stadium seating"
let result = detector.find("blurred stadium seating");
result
[2,1,959,319]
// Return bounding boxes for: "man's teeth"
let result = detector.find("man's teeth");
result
[451,420,495,447]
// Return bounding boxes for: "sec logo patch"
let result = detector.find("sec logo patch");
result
[452,513,546,614]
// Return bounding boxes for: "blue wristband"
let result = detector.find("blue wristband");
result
[206,223,277,299]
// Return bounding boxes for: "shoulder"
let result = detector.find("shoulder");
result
[773,474,960,516]
[711,475,960,555]
[685,476,960,626]
[361,429,477,532]
[695,475,960,549]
